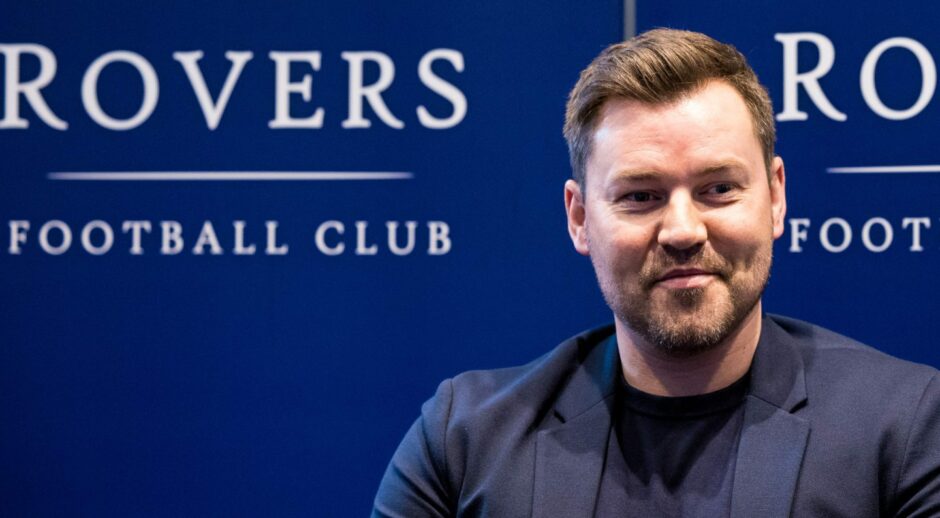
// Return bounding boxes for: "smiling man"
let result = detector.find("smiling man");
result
[373,29,940,517]
[566,79,782,398]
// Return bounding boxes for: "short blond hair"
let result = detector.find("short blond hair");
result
[563,28,776,186]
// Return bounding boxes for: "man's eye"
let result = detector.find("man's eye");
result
[707,183,735,195]
[624,192,654,202]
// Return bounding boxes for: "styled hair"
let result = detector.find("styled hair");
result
[563,28,776,187]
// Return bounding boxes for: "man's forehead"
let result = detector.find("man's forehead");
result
[595,81,752,131]
[585,81,765,186]
[593,83,757,149]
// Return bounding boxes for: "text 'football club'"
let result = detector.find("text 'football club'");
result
[7,220,452,256]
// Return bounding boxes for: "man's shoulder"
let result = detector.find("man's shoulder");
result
[767,313,938,396]
[419,324,615,445]
[770,314,935,371]
[444,324,615,411]
[766,314,940,515]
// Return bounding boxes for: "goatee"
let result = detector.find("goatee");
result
[596,245,772,358]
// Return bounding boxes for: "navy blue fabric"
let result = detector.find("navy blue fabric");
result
[593,371,748,517]
[372,315,940,517]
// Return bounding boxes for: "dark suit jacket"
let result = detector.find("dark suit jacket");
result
[373,315,940,517]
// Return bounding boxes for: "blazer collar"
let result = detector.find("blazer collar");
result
[730,314,810,518]
[533,316,811,518]
[748,315,808,412]
[550,315,809,417]
[532,330,618,518]
[552,328,620,424]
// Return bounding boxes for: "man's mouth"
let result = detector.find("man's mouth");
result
[654,268,718,289]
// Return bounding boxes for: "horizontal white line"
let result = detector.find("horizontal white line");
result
[827,165,940,174]
[48,171,414,181]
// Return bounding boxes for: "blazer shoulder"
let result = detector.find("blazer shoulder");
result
[769,313,938,380]
[767,314,938,419]
[446,324,615,420]
[386,325,614,511]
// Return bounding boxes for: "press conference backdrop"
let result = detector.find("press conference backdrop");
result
[2,1,938,516]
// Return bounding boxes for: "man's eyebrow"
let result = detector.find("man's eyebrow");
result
[698,160,750,176]
[609,170,660,182]
[611,161,750,182]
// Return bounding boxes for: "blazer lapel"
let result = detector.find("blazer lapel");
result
[730,396,809,517]
[532,399,614,517]
[730,316,810,518]
[532,334,619,518]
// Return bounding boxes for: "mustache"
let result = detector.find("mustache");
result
[640,249,731,288]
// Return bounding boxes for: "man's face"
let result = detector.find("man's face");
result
[564,80,786,356]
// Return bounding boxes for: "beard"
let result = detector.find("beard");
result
[594,243,771,358]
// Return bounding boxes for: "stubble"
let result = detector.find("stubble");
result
[595,244,772,358]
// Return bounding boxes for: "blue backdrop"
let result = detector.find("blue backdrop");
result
[2,1,938,516]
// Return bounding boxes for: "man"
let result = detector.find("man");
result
[373,29,940,517]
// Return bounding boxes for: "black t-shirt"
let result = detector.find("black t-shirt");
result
[594,370,750,517]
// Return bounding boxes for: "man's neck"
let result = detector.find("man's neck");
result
[615,305,763,397]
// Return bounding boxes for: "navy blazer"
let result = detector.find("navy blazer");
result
[373,315,940,517]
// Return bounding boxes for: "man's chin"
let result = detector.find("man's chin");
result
[647,284,721,315]
[642,319,730,357]
[627,290,739,357]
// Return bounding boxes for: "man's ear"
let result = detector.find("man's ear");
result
[769,156,787,239]
[565,179,590,256]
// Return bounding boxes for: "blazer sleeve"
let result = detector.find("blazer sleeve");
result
[372,379,457,518]
[893,372,940,517]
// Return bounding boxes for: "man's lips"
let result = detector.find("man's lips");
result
[654,268,717,289]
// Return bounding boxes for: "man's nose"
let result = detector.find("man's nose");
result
[657,194,707,251]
